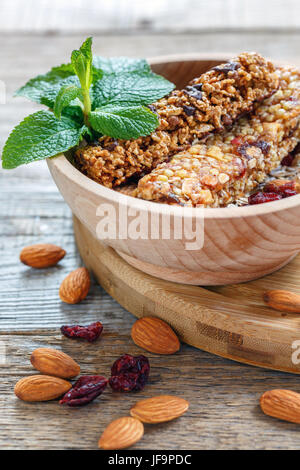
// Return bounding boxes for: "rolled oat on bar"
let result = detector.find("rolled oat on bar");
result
[75,53,278,188]
[137,68,300,207]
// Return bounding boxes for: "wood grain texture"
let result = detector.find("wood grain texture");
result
[2,34,300,450]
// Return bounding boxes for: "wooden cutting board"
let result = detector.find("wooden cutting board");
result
[73,215,300,374]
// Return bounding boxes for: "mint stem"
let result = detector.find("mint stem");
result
[82,88,91,126]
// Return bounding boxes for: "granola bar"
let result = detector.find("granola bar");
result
[75,53,278,188]
[137,68,300,207]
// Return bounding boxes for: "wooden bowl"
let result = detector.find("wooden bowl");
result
[47,54,300,286]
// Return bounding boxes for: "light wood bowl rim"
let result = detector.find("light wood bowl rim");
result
[47,53,300,220]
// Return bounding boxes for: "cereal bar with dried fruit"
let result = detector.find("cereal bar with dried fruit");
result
[75,53,278,188]
[137,68,300,207]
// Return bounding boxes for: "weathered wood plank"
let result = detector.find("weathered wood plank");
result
[1,0,300,33]
[2,333,300,450]
[1,33,300,450]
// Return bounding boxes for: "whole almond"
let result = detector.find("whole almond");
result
[14,375,71,402]
[263,290,300,313]
[59,267,90,304]
[260,389,300,423]
[98,417,144,450]
[131,317,180,354]
[20,243,66,268]
[31,348,80,378]
[130,395,189,423]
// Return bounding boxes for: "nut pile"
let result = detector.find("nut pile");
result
[17,242,187,448]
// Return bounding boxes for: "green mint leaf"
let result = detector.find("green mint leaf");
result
[89,105,159,140]
[92,66,103,83]
[2,110,87,169]
[71,37,93,91]
[54,85,82,119]
[62,104,84,124]
[93,56,150,74]
[15,73,80,108]
[51,63,75,75]
[92,71,175,109]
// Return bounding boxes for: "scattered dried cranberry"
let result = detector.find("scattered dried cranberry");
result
[60,375,108,406]
[281,189,298,198]
[264,180,298,198]
[249,178,299,205]
[281,153,295,166]
[61,321,103,342]
[109,354,150,392]
[248,192,282,205]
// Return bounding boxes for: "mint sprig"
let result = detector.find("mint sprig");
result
[2,37,175,169]
[2,111,87,169]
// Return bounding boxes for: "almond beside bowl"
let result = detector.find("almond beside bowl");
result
[47,54,300,286]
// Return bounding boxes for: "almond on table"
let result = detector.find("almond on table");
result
[20,243,66,268]
[260,389,300,424]
[130,395,189,423]
[98,417,144,450]
[131,317,180,354]
[14,375,72,402]
[263,290,300,313]
[30,348,80,379]
[59,267,90,304]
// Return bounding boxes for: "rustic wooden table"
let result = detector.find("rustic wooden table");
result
[1,33,300,450]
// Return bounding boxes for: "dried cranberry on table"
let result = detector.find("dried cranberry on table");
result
[61,321,103,342]
[109,354,150,392]
[60,375,108,406]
